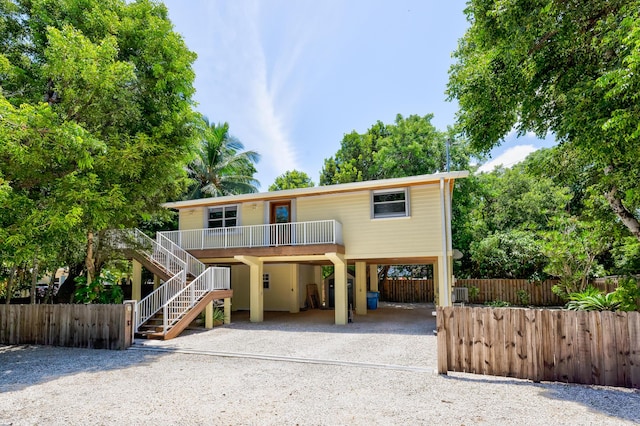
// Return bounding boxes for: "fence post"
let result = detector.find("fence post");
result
[123,300,136,348]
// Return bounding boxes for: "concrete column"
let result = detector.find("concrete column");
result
[314,265,324,305]
[132,259,142,301]
[369,264,378,292]
[205,301,214,329]
[327,253,348,325]
[235,256,263,322]
[223,297,231,324]
[355,261,367,315]
[290,264,300,313]
[436,256,452,307]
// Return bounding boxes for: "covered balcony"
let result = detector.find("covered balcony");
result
[158,220,344,259]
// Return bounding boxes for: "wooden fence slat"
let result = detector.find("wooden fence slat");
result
[614,312,631,388]
[503,308,516,377]
[436,307,449,375]
[601,311,618,386]
[628,312,640,389]
[574,310,593,386]
[588,311,604,385]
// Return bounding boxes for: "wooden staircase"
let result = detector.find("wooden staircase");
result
[136,288,233,340]
[115,229,231,340]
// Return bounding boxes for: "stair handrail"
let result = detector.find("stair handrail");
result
[156,232,205,278]
[136,269,186,330]
[114,228,187,276]
[111,228,188,331]
[161,266,230,332]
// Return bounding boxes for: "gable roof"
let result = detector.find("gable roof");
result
[163,170,469,209]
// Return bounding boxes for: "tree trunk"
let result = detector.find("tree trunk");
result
[85,230,96,284]
[30,256,38,304]
[603,169,640,241]
[5,265,16,305]
[55,262,83,303]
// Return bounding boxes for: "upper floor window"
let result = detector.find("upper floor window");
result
[208,205,238,229]
[372,189,409,218]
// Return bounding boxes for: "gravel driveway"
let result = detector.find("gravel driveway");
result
[1,302,639,425]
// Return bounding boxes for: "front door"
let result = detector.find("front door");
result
[270,201,291,245]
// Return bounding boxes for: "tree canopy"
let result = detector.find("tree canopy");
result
[447,0,640,240]
[320,114,471,185]
[0,0,198,284]
[269,170,314,191]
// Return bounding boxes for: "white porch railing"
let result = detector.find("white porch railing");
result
[160,267,230,332]
[158,219,343,250]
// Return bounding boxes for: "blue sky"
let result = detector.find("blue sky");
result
[162,0,555,188]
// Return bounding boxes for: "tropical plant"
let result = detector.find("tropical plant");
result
[186,118,260,199]
[566,287,621,312]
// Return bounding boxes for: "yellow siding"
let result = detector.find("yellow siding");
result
[263,265,292,311]
[296,184,444,258]
[230,264,293,312]
[240,202,265,226]
[230,265,250,311]
[179,207,205,230]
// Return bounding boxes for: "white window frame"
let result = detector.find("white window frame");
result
[263,273,270,290]
[371,188,410,219]
[207,205,240,229]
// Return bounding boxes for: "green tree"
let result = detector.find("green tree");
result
[0,0,198,286]
[269,170,314,191]
[186,118,260,199]
[542,217,612,297]
[447,0,640,241]
[320,114,468,185]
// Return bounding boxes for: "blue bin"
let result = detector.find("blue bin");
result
[367,291,379,310]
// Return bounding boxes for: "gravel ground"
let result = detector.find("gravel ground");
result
[1,302,639,425]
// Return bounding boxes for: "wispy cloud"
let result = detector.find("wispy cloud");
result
[478,145,537,173]
[178,0,313,187]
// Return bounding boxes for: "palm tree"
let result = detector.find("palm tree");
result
[186,118,261,199]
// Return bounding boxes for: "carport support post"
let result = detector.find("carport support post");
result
[223,297,231,324]
[205,301,214,329]
[355,261,367,315]
[235,255,264,322]
[289,264,300,313]
[436,256,451,307]
[314,266,324,305]
[132,259,142,301]
[369,264,378,292]
[327,252,348,325]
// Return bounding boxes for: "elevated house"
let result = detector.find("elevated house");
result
[134,171,467,327]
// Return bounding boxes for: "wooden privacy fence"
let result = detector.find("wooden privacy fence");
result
[381,279,434,302]
[436,306,640,389]
[0,302,134,350]
[382,279,620,306]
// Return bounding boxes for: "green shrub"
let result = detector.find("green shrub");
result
[74,270,123,304]
[516,289,530,306]
[485,300,510,307]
